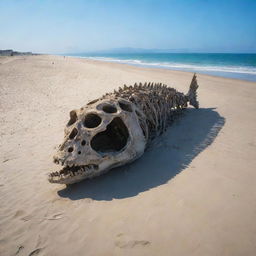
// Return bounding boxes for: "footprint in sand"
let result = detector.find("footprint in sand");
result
[28,248,43,256]
[21,214,33,222]
[115,234,150,249]
[13,210,26,218]
[21,213,64,221]
[15,245,24,255]
[45,213,64,220]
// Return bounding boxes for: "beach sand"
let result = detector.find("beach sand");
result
[1,55,256,256]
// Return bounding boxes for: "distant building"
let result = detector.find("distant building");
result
[0,49,33,56]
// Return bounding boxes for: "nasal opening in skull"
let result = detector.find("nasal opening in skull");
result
[91,117,129,153]
[69,127,78,139]
[102,104,117,113]
[84,113,101,128]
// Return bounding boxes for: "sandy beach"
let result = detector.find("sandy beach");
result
[1,55,256,256]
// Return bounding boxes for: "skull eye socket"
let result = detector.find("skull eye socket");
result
[91,117,129,153]
[118,101,132,112]
[68,110,77,126]
[102,104,117,113]
[83,113,101,128]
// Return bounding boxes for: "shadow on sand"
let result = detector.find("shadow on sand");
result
[58,108,225,201]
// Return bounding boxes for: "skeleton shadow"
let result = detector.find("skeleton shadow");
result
[58,108,225,201]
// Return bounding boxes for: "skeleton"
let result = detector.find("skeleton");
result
[49,74,199,184]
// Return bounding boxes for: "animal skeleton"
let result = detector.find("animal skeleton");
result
[49,74,199,184]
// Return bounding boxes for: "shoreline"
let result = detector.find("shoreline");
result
[64,55,256,83]
[63,54,256,82]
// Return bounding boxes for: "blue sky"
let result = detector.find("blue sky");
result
[0,0,255,53]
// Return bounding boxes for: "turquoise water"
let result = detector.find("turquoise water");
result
[70,53,256,81]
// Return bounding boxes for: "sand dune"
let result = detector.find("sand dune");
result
[1,55,256,256]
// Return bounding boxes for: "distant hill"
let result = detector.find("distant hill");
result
[0,49,34,56]
[70,47,191,55]
[95,47,190,54]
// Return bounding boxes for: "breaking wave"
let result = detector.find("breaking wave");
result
[85,56,256,75]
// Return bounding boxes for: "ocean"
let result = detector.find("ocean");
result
[69,53,256,82]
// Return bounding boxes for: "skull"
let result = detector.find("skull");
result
[49,97,146,184]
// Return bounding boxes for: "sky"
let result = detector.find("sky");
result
[0,0,256,54]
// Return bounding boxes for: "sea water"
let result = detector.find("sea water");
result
[69,53,256,82]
